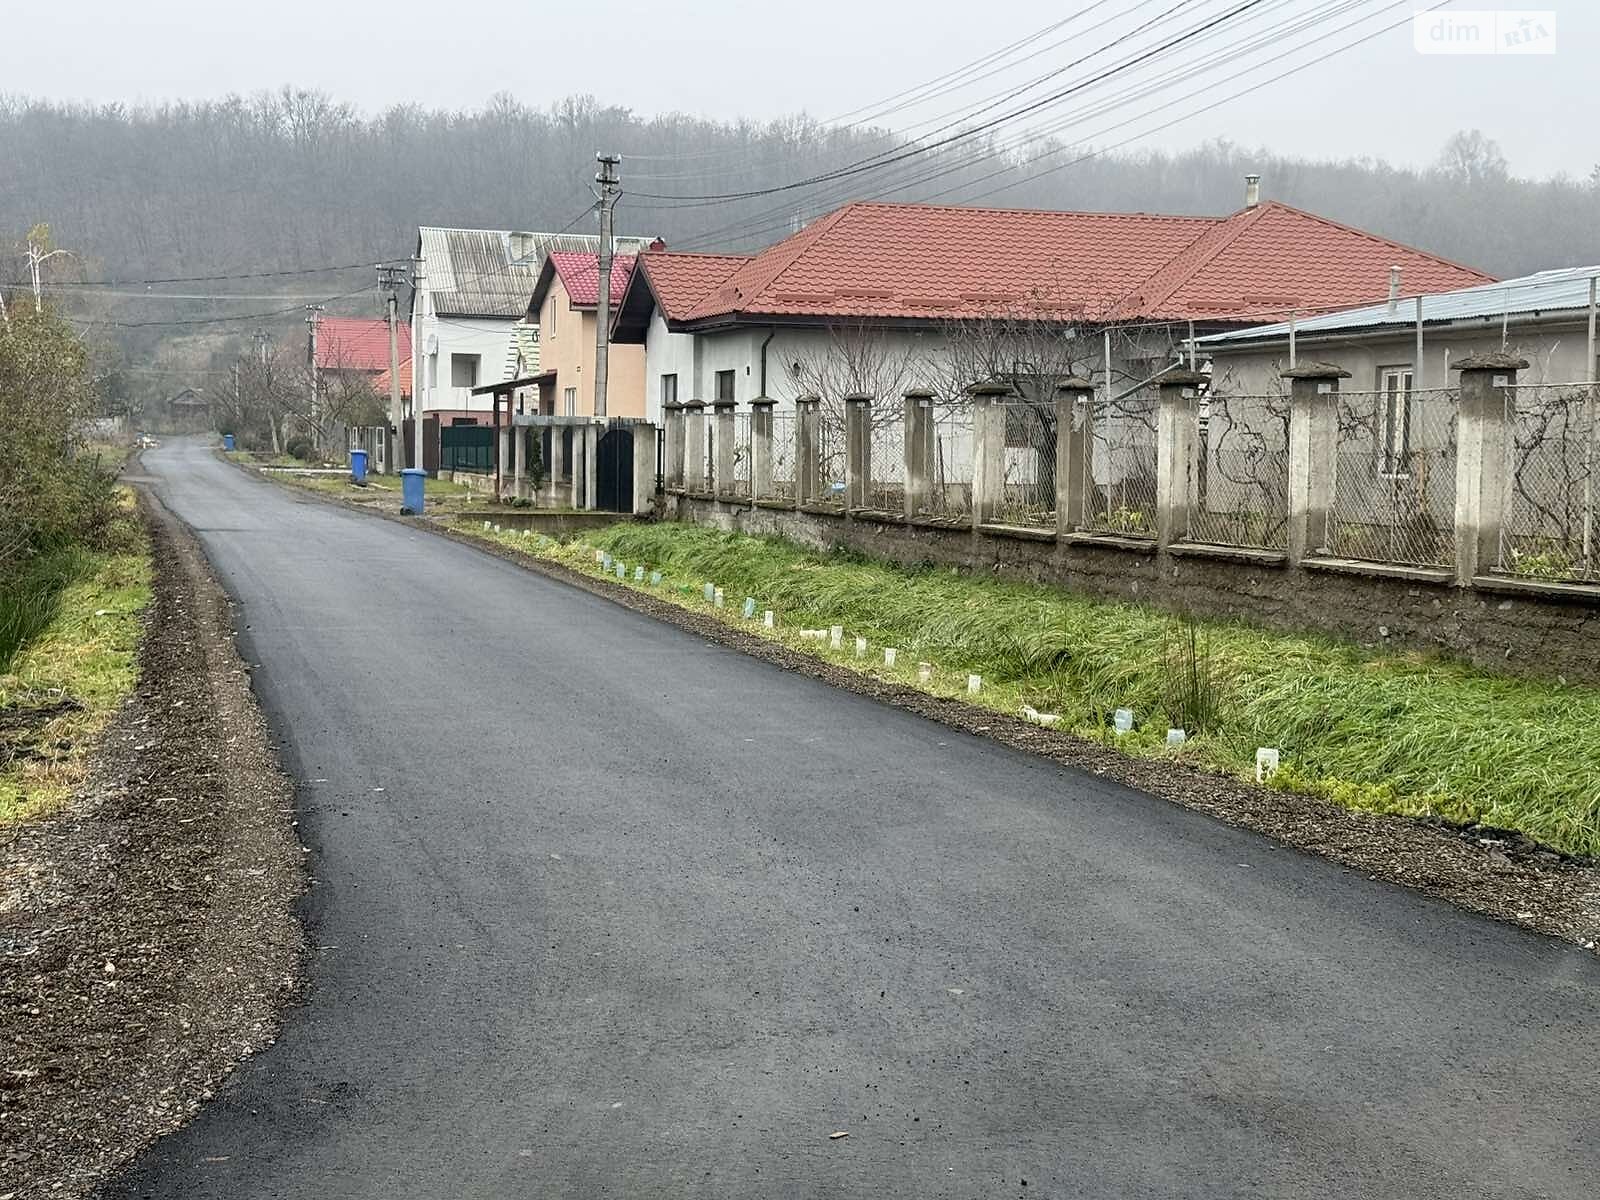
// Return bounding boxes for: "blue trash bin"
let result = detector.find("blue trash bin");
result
[350,448,368,483]
[222,433,235,452]
[401,468,426,515]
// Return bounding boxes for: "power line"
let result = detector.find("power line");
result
[36,258,407,287]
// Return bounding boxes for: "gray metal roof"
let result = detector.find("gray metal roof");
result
[417,227,656,318]
[1199,264,1600,347]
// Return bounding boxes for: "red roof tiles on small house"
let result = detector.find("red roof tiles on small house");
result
[373,356,413,400]
[638,252,749,319]
[315,317,410,372]
[652,200,1491,329]
[544,251,638,308]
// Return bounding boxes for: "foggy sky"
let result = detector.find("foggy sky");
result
[5,0,1592,179]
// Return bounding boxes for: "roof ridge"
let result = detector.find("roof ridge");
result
[1121,205,1271,318]
[835,198,1226,225]
[1248,200,1496,282]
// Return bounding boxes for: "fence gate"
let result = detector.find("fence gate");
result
[597,426,634,512]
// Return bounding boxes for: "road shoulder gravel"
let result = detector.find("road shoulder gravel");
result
[0,485,305,1199]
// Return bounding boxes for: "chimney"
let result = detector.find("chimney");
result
[1387,265,1402,315]
[1244,174,1261,208]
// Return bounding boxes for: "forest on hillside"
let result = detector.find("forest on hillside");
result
[2,89,1598,408]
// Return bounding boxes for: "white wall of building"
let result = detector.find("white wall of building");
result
[411,289,516,416]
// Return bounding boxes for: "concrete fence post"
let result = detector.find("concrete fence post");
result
[750,397,775,500]
[967,381,1012,529]
[1282,363,1350,563]
[903,388,936,519]
[1054,377,1095,538]
[1156,369,1208,548]
[1454,351,1526,584]
[583,422,599,511]
[633,422,658,514]
[683,400,707,494]
[844,392,873,511]
[663,401,685,489]
[512,425,527,498]
[713,399,737,498]
[796,394,822,505]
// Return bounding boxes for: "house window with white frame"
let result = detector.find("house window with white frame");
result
[1377,365,1413,477]
[563,386,577,416]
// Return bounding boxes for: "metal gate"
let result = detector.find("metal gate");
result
[596,426,633,512]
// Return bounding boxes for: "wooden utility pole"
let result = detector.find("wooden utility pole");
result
[378,265,406,474]
[593,153,620,420]
[305,304,325,454]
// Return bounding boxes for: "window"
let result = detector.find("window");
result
[1377,366,1413,477]
[427,354,438,390]
[450,353,480,389]
[715,369,735,404]
[563,387,577,416]
[660,373,678,407]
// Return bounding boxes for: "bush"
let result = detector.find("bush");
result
[284,435,315,462]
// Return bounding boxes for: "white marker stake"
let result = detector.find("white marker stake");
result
[595,550,604,563]
[967,674,982,695]
[884,648,897,667]
[854,637,867,658]
[703,583,716,602]
[634,566,645,582]
[829,626,843,650]
[1166,728,1187,747]
[483,521,492,530]
[650,571,662,586]
[1113,708,1134,735]
[743,597,757,619]
[1256,747,1280,782]
[917,663,932,684]
[763,610,775,628]
[616,563,626,579]
[714,588,725,608]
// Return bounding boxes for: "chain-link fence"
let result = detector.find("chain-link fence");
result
[992,401,1058,529]
[814,405,847,509]
[701,416,716,493]
[1081,389,1158,537]
[1188,392,1290,549]
[919,402,974,521]
[1329,387,1457,567]
[1499,383,1597,581]
[768,409,797,501]
[867,411,905,513]
[729,413,752,498]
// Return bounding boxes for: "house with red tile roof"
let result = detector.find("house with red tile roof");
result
[526,251,647,418]
[315,317,409,374]
[611,193,1493,420]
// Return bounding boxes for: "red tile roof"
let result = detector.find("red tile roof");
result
[546,251,638,308]
[668,200,1493,327]
[373,356,412,399]
[315,317,409,372]
[638,252,749,319]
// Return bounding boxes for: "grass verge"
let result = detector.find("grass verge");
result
[0,491,152,824]
[457,518,1600,859]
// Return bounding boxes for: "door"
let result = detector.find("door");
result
[596,426,634,512]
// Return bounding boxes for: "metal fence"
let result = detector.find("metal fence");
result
[439,424,493,474]
[921,402,974,521]
[769,410,797,501]
[1499,383,1597,581]
[815,405,846,509]
[702,416,716,493]
[1082,390,1158,537]
[1188,393,1290,549]
[1329,387,1457,567]
[866,412,905,513]
[993,401,1057,529]
[730,413,753,498]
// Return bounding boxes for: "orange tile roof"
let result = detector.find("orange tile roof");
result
[666,200,1493,327]
[547,251,638,308]
[373,356,412,399]
[637,252,749,319]
[316,316,410,371]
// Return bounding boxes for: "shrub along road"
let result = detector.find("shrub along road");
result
[110,439,1600,1200]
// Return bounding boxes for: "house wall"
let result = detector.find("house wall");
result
[410,287,511,417]
[540,277,646,418]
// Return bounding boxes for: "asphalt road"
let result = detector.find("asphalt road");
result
[109,439,1599,1199]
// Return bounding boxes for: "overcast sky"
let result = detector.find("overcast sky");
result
[5,0,1592,179]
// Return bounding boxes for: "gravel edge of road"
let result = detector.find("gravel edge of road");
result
[240,459,1600,949]
[0,482,307,1200]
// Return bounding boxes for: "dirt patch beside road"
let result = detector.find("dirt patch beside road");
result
[0,488,304,1198]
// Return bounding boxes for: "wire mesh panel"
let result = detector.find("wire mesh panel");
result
[1082,389,1158,537]
[1499,383,1598,581]
[730,413,753,498]
[867,411,905,513]
[702,417,716,493]
[814,405,846,509]
[992,401,1058,529]
[1329,387,1457,567]
[769,409,797,501]
[1188,393,1290,549]
[920,402,974,521]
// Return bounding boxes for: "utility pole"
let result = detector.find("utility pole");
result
[411,256,425,473]
[305,304,325,454]
[378,265,406,474]
[593,152,620,420]
[254,329,279,454]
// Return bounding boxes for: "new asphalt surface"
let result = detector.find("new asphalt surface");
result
[108,439,1600,1199]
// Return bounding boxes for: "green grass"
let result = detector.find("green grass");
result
[0,492,152,823]
[465,520,1600,858]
